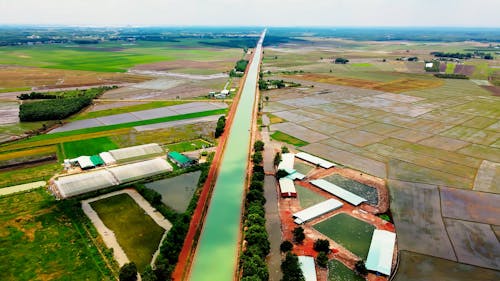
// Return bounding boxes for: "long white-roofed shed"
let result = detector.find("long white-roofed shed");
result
[366,230,396,276]
[99,152,116,165]
[293,198,343,224]
[298,256,318,281]
[109,158,172,183]
[108,143,164,163]
[278,153,295,171]
[295,152,334,169]
[310,179,367,206]
[55,169,118,198]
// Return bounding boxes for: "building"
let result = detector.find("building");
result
[108,143,164,163]
[310,179,367,206]
[298,256,318,281]
[99,152,116,165]
[295,152,335,169]
[293,199,343,224]
[167,151,197,167]
[366,230,396,276]
[279,178,297,197]
[69,156,95,170]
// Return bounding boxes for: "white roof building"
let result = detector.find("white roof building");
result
[99,152,116,165]
[70,156,94,169]
[55,169,119,198]
[295,152,335,169]
[279,178,296,197]
[108,143,164,163]
[298,256,318,281]
[425,62,434,68]
[310,179,367,206]
[109,158,172,183]
[278,153,295,171]
[293,199,343,224]
[366,230,396,276]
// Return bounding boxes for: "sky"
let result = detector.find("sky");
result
[1,0,499,27]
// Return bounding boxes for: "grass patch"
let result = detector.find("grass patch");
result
[90,193,165,272]
[0,189,114,280]
[165,139,212,153]
[295,185,328,209]
[267,113,285,124]
[313,213,375,259]
[0,87,30,93]
[328,259,364,281]
[62,137,118,158]
[145,171,201,212]
[271,131,309,147]
[72,101,189,121]
[445,63,456,74]
[0,162,61,188]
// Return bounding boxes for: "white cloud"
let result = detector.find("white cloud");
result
[0,0,499,27]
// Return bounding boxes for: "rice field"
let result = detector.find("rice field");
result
[323,174,378,205]
[61,136,118,158]
[270,130,309,147]
[313,213,375,259]
[90,193,165,272]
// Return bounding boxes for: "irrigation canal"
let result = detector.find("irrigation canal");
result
[189,30,266,281]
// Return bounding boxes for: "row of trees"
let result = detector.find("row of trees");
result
[17,86,114,100]
[239,140,270,281]
[434,73,469,79]
[258,79,302,91]
[431,51,494,60]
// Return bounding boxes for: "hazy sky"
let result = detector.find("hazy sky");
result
[1,0,499,27]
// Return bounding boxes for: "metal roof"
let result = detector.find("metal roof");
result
[109,158,172,183]
[310,179,367,206]
[99,152,116,165]
[286,172,305,180]
[108,143,163,162]
[366,230,396,276]
[295,152,334,169]
[55,169,118,198]
[298,256,318,281]
[279,178,296,194]
[278,153,295,171]
[293,198,343,224]
[74,156,94,169]
[90,155,104,166]
[168,151,192,165]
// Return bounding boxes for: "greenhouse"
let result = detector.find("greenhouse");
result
[55,170,119,198]
[108,143,164,163]
[109,158,172,183]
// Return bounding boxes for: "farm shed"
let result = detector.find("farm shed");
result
[108,143,164,163]
[295,152,335,169]
[286,172,305,180]
[99,152,116,165]
[279,178,297,197]
[278,153,295,171]
[70,156,94,170]
[55,169,119,198]
[109,158,172,183]
[310,179,367,206]
[167,151,197,168]
[293,199,343,224]
[366,230,396,276]
[298,256,318,281]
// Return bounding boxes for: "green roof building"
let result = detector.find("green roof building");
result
[90,155,105,166]
[167,151,196,167]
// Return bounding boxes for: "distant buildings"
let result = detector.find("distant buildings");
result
[167,151,197,168]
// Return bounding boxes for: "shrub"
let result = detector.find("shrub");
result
[276,169,289,179]
[355,260,368,276]
[214,115,226,138]
[274,152,282,167]
[313,239,330,253]
[252,152,263,164]
[280,240,293,253]
[316,252,328,268]
[281,146,289,153]
[253,140,265,152]
[281,253,305,281]
[119,262,138,281]
[292,227,305,244]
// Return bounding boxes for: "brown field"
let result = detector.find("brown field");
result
[0,146,57,161]
[285,73,443,93]
[131,59,234,73]
[0,66,150,91]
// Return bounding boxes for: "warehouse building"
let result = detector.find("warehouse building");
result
[298,256,318,281]
[366,230,396,276]
[295,152,335,169]
[99,152,116,165]
[108,143,164,163]
[167,151,197,167]
[279,178,297,197]
[109,158,173,183]
[310,179,367,206]
[293,199,343,224]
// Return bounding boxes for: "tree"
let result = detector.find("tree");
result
[281,145,289,153]
[265,96,270,102]
[141,266,157,281]
[252,152,263,164]
[354,260,368,276]
[246,213,265,227]
[273,152,282,167]
[316,252,328,268]
[281,252,305,281]
[254,140,265,152]
[292,227,305,244]
[119,262,138,281]
[215,115,226,138]
[249,179,264,192]
[280,240,293,253]
[334,57,349,64]
[276,169,289,179]
[313,239,330,253]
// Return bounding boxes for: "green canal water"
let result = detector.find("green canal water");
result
[189,32,265,281]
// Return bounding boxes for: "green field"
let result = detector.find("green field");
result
[0,162,61,188]
[314,213,375,259]
[0,189,114,280]
[295,184,327,209]
[165,139,212,153]
[271,130,309,147]
[62,136,118,158]
[0,42,241,73]
[328,259,365,281]
[90,193,165,272]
